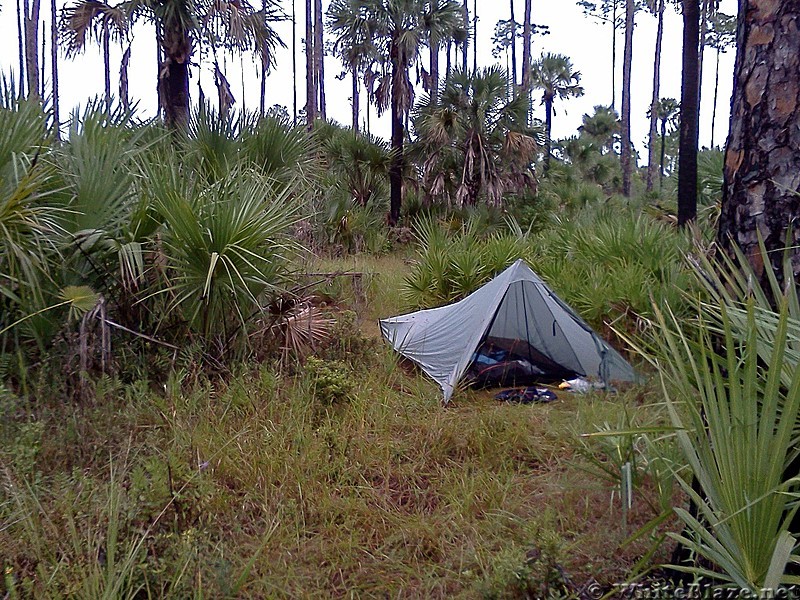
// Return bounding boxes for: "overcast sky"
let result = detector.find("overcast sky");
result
[0,0,737,153]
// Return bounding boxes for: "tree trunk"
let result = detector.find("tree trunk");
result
[314,0,326,121]
[472,0,477,72]
[718,0,800,287]
[660,117,667,189]
[510,0,517,88]
[159,24,192,130]
[430,25,439,99]
[291,0,297,123]
[521,0,531,122]
[677,0,700,226]
[446,38,452,79]
[50,0,59,138]
[611,0,617,110]
[620,0,634,197]
[40,19,46,99]
[120,45,130,112]
[710,45,720,148]
[352,67,359,132]
[389,42,404,226]
[462,0,469,71]
[544,94,553,171]
[103,19,111,111]
[646,0,665,193]
[305,0,316,126]
[17,0,26,97]
[23,0,41,100]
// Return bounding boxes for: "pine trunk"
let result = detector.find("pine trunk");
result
[521,0,531,122]
[611,0,617,110]
[646,0,665,192]
[103,20,111,110]
[292,0,297,123]
[544,95,553,171]
[660,118,667,188]
[305,0,316,127]
[159,23,192,130]
[677,0,700,226]
[50,0,59,138]
[389,41,404,226]
[314,0,326,120]
[24,0,41,100]
[510,0,517,88]
[462,0,469,71]
[472,0,477,72]
[620,0,634,197]
[718,0,800,286]
[710,46,720,148]
[17,0,25,97]
[352,67,359,132]
[120,46,130,112]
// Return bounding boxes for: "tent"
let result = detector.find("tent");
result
[380,259,636,402]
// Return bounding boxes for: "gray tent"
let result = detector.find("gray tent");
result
[380,259,636,402]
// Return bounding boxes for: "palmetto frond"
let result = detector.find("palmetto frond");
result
[60,0,129,56]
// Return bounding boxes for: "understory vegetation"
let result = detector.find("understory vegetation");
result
[3,74,799,597]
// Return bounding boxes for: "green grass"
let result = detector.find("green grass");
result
[1,255,677,598]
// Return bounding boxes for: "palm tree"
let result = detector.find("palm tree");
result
[412,67,540,206]
[678,0,699,225]
[62,0,285,129]
[329,0,463,225]
[530,52,584,171]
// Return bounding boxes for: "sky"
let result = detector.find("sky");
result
[0,0,738,154]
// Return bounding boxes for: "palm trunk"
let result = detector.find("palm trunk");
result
[314,0,326,120]
[352,67,359,132]
[305,0,316,127]
[677,0,699,226]
[544,94,553,171]
[159,23,192,130]
[510,0,517,88]
[50,0,59,138]
[389,42,404,226]
[710,45,720,148]
[718,0,800,287]
[446,38,452,79]
[620,0,634,197]
[462,0,469,71]
[23,0,41,100]
[521,0,531,122]
[103,19,111,111]
[17,0,25,97]
[646,0,665,193]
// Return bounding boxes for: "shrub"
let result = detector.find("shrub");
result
[303,357,354,406]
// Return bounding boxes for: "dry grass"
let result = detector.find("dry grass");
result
[0,255,677,598]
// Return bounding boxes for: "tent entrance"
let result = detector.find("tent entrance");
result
[464,280,582,389]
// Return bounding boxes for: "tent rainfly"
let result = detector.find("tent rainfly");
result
[380,259,636,402]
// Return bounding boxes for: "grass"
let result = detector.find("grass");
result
[1,254,677,598]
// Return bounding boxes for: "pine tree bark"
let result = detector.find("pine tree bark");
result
[710,45,720,148]
[472,0,477,72]
[620,0,634,197]
[292,0,298,123]
[314,0,326,120]
[23,0,41,100]
[646,0,665,192]
[677,0,699,225]
[103,19,111,110]
[305,0,316,127]
[462,0,469,71]
[718,0,800,286]
[352,67,359,132]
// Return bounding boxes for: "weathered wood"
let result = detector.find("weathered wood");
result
[718,0,800,287]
